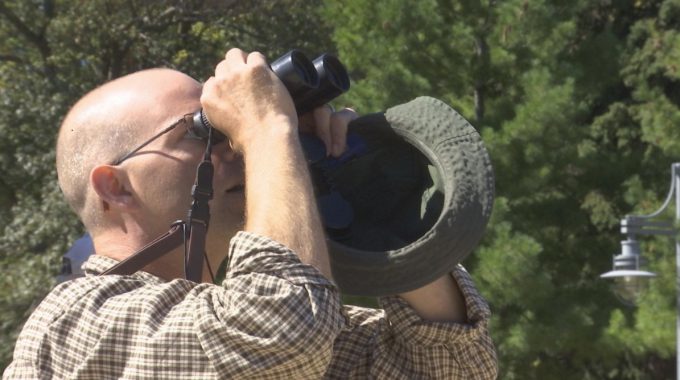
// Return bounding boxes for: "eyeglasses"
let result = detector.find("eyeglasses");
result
[111,113,226,166]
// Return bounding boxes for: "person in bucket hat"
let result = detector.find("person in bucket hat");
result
[4,48,497,379]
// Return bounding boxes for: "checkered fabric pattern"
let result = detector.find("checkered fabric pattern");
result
[4,231,497,379]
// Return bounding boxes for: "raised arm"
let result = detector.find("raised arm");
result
[197,48,345,377]
[325,266,498,379]
[201,48,331,277]
[398,272,468,322]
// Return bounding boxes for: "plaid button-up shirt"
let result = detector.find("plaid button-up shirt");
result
[4,231,497,379]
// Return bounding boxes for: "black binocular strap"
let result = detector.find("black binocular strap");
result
[101,223,185,276]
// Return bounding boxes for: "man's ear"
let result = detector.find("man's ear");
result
[91,165,137,211]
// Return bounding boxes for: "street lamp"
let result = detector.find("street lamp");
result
[600,237,656,306]
[600,162,680,378]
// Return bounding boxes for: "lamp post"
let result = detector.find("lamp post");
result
[600,163,680,378]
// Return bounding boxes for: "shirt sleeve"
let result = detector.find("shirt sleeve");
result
[198,231,346,378]
[324,266,498,379]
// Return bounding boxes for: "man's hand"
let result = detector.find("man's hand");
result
[200,48,360,280]
[201,48,297,152]
[299,105,358,157]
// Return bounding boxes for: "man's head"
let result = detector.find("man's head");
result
[57,68,245,267]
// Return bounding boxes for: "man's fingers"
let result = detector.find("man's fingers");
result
[225,48,247,62]
[329,108,357,157]
[329,118,347,157]
[305,106,358,157]
[215,60,230,77]
[216,49,251,76]
[246,51,267,65]
[312,105,333,155]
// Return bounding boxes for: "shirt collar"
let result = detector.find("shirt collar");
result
[82,255,167,285]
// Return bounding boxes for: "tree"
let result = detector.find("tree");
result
[328,0,679,378]
[0,0,333,369]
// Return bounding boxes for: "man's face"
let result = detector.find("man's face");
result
[120,75,245,260]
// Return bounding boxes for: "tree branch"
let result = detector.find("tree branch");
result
[0,1,56,85]
[0,2,43,47]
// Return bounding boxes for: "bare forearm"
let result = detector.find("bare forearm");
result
[398,274,467,323]
[242,124,331,278]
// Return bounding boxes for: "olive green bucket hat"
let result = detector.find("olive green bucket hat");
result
[303,96,495,296]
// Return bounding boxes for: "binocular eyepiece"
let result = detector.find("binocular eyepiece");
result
[191,50,350,140]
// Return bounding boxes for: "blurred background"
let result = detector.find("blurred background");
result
[1,0,679,378]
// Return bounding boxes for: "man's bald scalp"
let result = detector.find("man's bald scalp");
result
[56,68,201,233]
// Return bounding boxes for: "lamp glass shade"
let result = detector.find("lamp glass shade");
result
[601,270,656,306]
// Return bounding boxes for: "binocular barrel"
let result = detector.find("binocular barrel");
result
[295,54,350,115]
[269,50,319,99]
[192,50,350,139]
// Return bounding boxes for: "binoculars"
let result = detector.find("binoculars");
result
[192,50,350,139]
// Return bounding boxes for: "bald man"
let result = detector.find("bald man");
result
[4,49,497,379]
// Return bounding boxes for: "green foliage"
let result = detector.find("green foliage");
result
[326,0,678,378]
